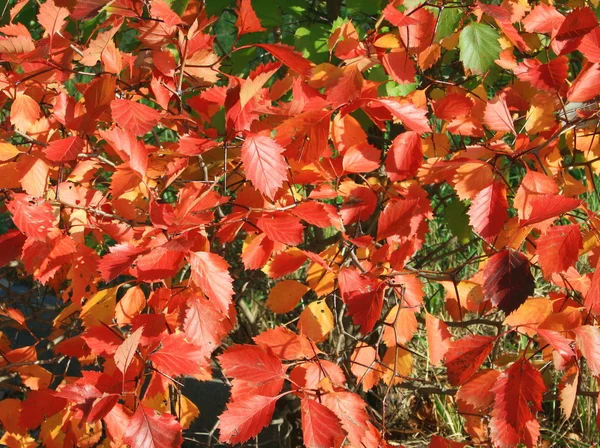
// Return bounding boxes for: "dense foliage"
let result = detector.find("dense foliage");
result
[2,0,600,446]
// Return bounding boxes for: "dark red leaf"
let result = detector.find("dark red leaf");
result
[483,249,535,314]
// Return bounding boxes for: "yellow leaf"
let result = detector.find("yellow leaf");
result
[504,297,553,335]
[15,365,52,390]
[81,287,117,328]
[0,142,20,162]
[176,394,200,430]
[308,63,343,89]
[0,398,25,434]
[266,280,310,314]
[441,31,459,50]
[422,133,450,158]
[298,300,334,343]
[525,93,556,134]
[382,306,417,346]
[53,302,80,330]
[561,171,586,198]
[40,409,68,448]
[381,346,413,385]
[0,432,37,448]
[142,392,169,413]
[115,285,146,324]
[306,246,342,298]
[374,33,401,49]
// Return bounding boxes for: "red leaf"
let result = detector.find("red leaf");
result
[0,229,26,268]
[218,344,285,391]
[555,7,598,41]
[340,186,377,224]
[342,143,381,174]
[345,286,385,334]
[383,4,419,27]
[242,134,287,200]
[45,136,85,163]
[514,57,568,93]
[38,0,69,35]
[425,313,451,366]
[385,131,423,181]
[257,212,304,246]
[135,246,185,282]
[585,256,600,314]
[218,394,279,444]
[82,325,123,356]
[123,405,183,448]
[489,358,546,447]
[88,394,120,423]
[429,436,467,448]
[241,233,274,270]
[520,194,581,227]
[579,28,600,62]
[183,296,231,358]
[189,251,234,314]
[114,327,143,377]
[445,335,495,386]
[7,194,56,241]
[456,369,501,411]
[290,201,334,229]
[55,382,103,421]
[467,181,508,240]
[110,99,161,136]
[20,389,67,429]
[573,325,600,376]
[568,62,600,102]
[536,224,582,278]
[149,333,207,376]
[71,0,110,20]
[151,0,183,26]
[253,327,320,360]
[323,392,370,448]
[513,170,559,219]
[99,242,147,281]
[326,65,363,108]
[350,342,381,391]
[382,50,416,84]
[255,43,313,77]
[536,328,576,363]
[483,96,516,134]
[483,249,535,314]
[10,94,40,132]
[372,98,431,133]
[301,398,345,448]
[433,94,473,121]
[523,4,564,34]
[235,0,265,35]
[397,8,436,51]
[377,198,419,240]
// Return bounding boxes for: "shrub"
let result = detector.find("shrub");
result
[1,1,600,447]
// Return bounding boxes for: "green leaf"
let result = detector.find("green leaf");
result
[253,0,283,27]
[346,0,385,16]
[458,22,501,74]
[435,7,461,41]
[167,0,190,16]
[205,0,234,16]
[295,24,330,64]
[443,199,471,244]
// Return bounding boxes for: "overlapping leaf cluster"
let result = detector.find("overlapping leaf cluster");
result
[2,0,600,447]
